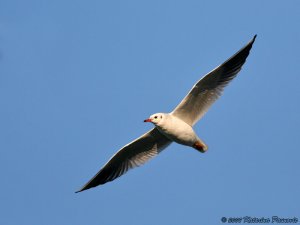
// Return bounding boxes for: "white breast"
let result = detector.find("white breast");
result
[156,114,198,146]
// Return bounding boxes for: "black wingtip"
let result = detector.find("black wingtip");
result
[75,186,89,193]
[251,34,257,43]
[75,188,83,193]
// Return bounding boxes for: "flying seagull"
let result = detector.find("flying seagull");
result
[76,35,256,193]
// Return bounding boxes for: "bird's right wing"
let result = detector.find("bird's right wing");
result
[76,128,171,192]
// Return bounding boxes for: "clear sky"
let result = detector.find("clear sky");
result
[0,1,299,224]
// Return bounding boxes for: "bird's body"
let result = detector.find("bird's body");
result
[148,113,207,151]
[76,35,257,193]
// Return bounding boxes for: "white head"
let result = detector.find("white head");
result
[144,113,166,126]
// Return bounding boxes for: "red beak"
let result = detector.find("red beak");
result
[144,118,152,122]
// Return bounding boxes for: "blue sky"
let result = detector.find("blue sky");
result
[1,0,299,224]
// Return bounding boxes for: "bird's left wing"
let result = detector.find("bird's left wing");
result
[76,128,171,192]
[171,35,256,126]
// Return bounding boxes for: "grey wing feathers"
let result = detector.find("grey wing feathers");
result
[76,128,171,192]
[171,35,256,126]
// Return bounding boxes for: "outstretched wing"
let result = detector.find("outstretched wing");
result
[171,35,256,126]
[76,128,171,192]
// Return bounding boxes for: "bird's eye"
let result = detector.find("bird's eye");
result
[160,116,162,119]
[154,116,158,119]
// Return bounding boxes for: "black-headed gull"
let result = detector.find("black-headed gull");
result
[76,35,256,192]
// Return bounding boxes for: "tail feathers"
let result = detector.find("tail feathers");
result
[193,139,208,153]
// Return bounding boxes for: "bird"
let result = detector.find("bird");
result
[76,35,257,193]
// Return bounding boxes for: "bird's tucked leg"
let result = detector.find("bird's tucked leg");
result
[192,140,208,153]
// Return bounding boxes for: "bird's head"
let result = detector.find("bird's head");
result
[144,113,166,126]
